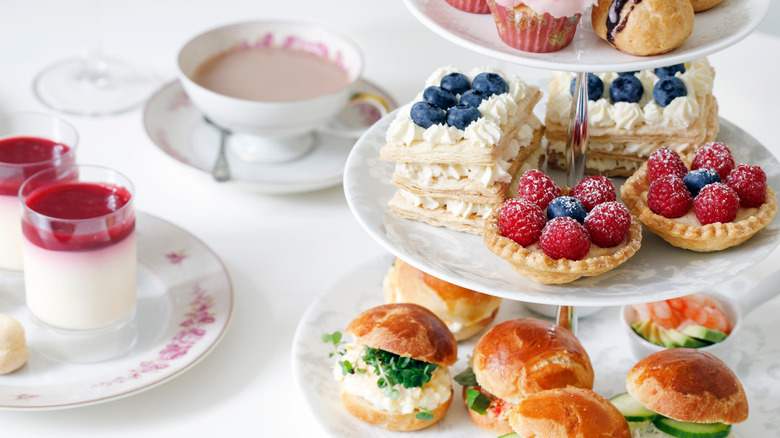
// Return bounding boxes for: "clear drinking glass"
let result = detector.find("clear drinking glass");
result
[0,113,77,274]
[20,165,137,362]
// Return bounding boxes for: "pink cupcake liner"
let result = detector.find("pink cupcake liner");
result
[487,0,581,53]
[445,0,491,14]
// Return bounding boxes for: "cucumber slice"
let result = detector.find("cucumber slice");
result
[497,433,520,438]
[681,325,727,343]
[666,329,711,348]
[609,392,660,422]
[653,417,731,438]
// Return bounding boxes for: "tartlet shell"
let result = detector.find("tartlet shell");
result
[483,203,642,285]
[620,158,777,252]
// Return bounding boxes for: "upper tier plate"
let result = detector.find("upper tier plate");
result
[343,113,780,306]
[403,0,770,72]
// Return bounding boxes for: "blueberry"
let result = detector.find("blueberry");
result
[652,76,687,107]
[471,72,508,97]
[459,89,488,108]
[410,101,446,128]
[446,104,481,130]
[609,74,644,103]
[546,196,588,224]
[440,72,471,95]
[423,86,458,110]
[683,168,721,197]
[570,73,604,101]
[654,64,686,78]
[618,71,639,76]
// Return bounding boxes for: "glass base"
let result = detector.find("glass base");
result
[33,57,159,117]
[28,309,138,364]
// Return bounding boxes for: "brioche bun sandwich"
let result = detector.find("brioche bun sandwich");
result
[610,348,748,438]
[504,386,631,437]
[326,303,458,431]
[383,257,502,341]
[455,318,594,435]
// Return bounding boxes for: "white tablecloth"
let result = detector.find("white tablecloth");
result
[0,0,778,435]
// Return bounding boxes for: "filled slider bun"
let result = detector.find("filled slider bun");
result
[507,386,631,437]
[456,318,594,435]
[383,258,501,341]
[332,303,458,431]
[611,348,748,437]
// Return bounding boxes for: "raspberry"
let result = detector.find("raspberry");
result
[691,142,735,181]
[584,202,632,247]
[498,198,546,246]
[515,169,562,211]
[647,175,693,218]
[727,164,767,208]
[694,183,740,225]
[570,175,617,211]
[539,217,591,260]
[647,147,687,183]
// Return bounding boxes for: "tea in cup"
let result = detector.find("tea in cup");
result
[178,21,366,163]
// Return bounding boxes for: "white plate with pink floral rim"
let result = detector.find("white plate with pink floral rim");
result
[0,212,233,410]
[143,79,397,194]
[404,0,770,72]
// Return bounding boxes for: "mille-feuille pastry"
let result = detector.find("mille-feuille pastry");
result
[620,143,777,252]
[383,257,501,341]
[546,58,718,177]
[484,170,642,284]
[381,66,544,235]
[0,314,28,375]
[591,0,694,56]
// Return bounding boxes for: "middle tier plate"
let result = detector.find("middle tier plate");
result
[343,111,780,306]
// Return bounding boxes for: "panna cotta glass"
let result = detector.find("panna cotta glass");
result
[20,165,136,362]
[0,113,77,274]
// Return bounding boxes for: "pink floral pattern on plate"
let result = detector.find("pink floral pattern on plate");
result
[0,213,233,410]
[96,285,215,387]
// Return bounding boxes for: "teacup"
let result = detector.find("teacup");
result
[620,269,780,369]
[178,20,365,163]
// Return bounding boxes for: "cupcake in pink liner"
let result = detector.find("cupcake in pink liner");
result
[445,0,491,14]
[487,0,597,53]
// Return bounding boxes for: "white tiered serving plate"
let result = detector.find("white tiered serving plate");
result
[292,255,777,437]
[343,112,780,306]
[404,0,770,72]
[0,213,233,410]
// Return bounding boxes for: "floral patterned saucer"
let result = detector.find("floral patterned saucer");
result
[143,79,396,194]
[0,213,233,410]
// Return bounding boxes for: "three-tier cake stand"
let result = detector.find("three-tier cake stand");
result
[342,0,777,329]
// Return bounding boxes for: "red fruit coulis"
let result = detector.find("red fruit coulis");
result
[0,136,73,195]
[22,182,134,251]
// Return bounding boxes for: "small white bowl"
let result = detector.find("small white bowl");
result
[620,269,780,368]
[177,21,364,163]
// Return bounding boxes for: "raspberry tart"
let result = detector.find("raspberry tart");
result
[484,171,642,284]
[620,143,777,252]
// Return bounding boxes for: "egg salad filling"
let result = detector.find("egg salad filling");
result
[329,340,451,417]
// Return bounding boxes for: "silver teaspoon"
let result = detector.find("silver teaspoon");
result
[204,116,231,182]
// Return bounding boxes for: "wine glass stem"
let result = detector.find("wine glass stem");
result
[80,0,108,84]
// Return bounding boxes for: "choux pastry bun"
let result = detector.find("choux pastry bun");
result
[591,0,694,56]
